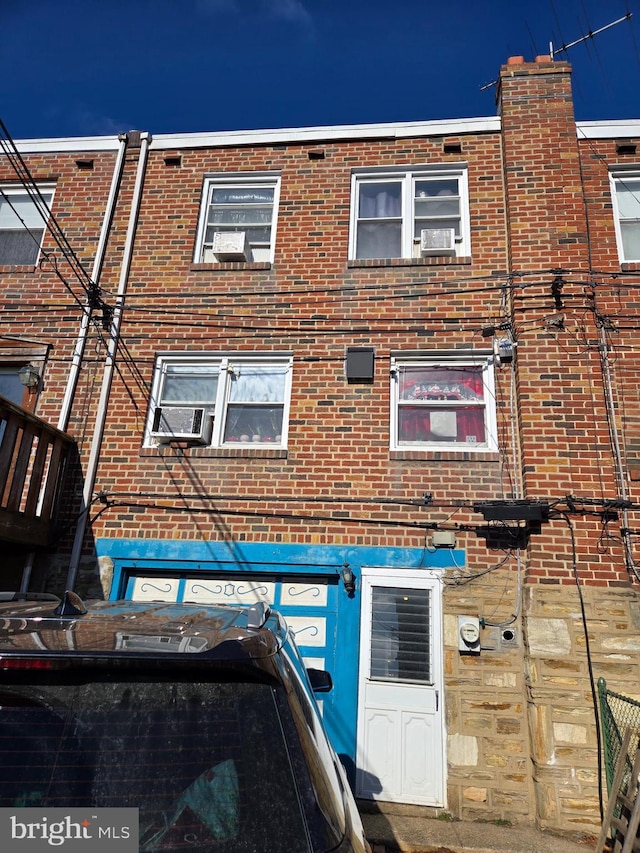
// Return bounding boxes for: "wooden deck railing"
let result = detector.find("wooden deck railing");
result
[0,396,77,547]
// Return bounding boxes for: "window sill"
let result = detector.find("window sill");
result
[390,448,499,462]
[141,445,287,459]
[621,262,640,272]
[190,261,272,272]
[348,256,471,269]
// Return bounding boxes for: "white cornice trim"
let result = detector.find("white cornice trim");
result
[9,117,640,153]
[150,116,501,150]
[577,120,640,139]
[11,136,123,153]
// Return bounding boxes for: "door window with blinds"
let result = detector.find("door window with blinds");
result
[369,586,432,684]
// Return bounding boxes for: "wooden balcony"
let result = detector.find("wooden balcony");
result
[0,396,77,547]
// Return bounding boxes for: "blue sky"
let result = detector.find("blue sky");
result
[1,0,638,140]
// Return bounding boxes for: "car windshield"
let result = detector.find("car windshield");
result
[0,676,312,852]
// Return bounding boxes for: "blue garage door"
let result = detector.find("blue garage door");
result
[125,572,339,718]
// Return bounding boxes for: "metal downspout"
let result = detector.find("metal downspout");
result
[57,134,128,432]
[65,132,151,591]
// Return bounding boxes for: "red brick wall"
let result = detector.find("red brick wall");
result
[80,130,514,559]
[498,57,628,585]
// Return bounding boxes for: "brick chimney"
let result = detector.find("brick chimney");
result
[497,57,601,515]
[497,55,590,273]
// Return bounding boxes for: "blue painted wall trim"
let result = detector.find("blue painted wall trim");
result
[98,537,460,584]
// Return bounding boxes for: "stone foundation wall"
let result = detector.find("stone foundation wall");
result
[525,582,640,834]
[443,568,535,824]
[444,577,640,833]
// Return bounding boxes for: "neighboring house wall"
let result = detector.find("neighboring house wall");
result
[0,143,120,433]
[1,58,640,836]
[0,142,123,573]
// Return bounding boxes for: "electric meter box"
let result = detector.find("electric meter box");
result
[458,615,481,654]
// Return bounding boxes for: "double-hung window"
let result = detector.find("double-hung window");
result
[611,171,640,262]
[147,354,292,448]
[0,185,54,265]
[390,355,496,451]
[195,175,280,263]
[350,168,469,260]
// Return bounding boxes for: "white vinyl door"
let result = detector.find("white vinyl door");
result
[356,568,445,806]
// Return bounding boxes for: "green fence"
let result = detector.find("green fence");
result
[598,677,640,797]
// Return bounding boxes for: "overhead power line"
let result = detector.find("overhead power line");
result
[0,118,99,304]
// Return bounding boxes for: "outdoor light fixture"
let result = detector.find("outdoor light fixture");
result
[18,364,40,389]
[340,564,356,596]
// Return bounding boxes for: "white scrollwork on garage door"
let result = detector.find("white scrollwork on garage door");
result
[132,577,180,601]
[280,582,328,606]
[285,616,327,646]
[183,580,276,605]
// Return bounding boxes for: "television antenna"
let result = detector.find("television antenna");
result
[480,11,632,91]
[549,11,632,57]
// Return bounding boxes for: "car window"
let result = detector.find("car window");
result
[0,678,312,853]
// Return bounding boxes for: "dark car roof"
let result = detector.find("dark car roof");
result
[0,593,287,660]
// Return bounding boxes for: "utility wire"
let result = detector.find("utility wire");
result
[558,511,605,822]
[0,118,102,306]
[90,499,441,532]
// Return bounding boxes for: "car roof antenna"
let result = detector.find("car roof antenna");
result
[53,590,88,618]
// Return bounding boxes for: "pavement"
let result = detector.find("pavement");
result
[358,801,599,853]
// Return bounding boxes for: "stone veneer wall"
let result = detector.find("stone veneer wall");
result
[443,567,534,824]
[444,575,640,833]
[525,583,640,834]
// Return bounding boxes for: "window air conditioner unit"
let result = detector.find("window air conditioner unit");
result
[150,407,212,444]
[420,227,456,256]
[211,231,249,261]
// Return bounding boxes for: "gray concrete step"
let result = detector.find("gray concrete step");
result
[360,806,598,853]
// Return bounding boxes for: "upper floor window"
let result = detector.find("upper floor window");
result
[350,168,469,260]
[0,185,54,266]
[195,175,281,264]
[146,354,292,448]
[611,171,640,262]
[390,355,496,451]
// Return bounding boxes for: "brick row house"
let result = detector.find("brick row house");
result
[2,56,640,835]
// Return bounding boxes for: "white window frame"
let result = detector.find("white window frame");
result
[0,184,55,266]
[194,173,281,264]
[610,169,640,263]
[145,353,293,448]
[349,166,470,260]
[390,353,497,452]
